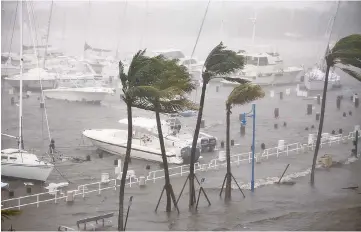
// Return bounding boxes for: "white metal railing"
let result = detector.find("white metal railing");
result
[1,130,359,210]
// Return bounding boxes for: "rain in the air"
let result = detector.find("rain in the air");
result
[1,0,361,231]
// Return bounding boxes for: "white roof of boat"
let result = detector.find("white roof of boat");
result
[241,52,272,58]
[1,148,27,154]
[154,49,183,53]
[119,117,160,131]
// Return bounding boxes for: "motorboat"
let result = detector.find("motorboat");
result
[1,2,54,182]
[5,59,102,91]
[82,129,189,164]
[43,79,115,104]
[4,68,58,91]
[226,52,303,86]
[304,67,340,91]
[1,149,54,182]
[82,42,113,74]
[119,116,218,153]
[83,116,205,164]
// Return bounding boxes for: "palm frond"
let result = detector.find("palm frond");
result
[337,58,361,69]
[327,34,361,69]
[158,98,198,113]
[340,67,361,82]
[331,34,361,53]
[204,42,245,78]
[226,83,265,107]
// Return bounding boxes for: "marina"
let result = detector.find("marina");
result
[1,0,361,231]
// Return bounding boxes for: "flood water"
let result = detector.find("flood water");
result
[2,65,361,230]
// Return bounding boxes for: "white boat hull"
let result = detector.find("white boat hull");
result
[83,129,184,164]
[272,68,303,85]
[1,162,54,181]
[43,88,110,103]
[5,79,56,91]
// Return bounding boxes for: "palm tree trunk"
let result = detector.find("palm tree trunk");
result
[155,105,172,212]
[310,65,330,185]
[225,104,232,200]
[118,101,132,231]
[189,80,208,208]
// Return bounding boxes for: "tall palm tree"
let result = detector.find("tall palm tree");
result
[222,84,264,200]
[310,34,361,185]
[186,42,248,208]
[117,49,155,231]
[134,56,196,212]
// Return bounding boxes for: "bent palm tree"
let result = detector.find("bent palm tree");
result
[310,34,361,185]
[221,84,265,200]
[118,49,155,230]
[185,42,248,208]
[134,56,196,212]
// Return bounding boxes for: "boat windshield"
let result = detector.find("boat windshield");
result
[159,51,185,60]
[246,56,269,66]
[182,59,197,65]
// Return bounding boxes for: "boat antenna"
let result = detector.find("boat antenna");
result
[249,11,257,53]
[19,0,24,150]
[42,0,54,69]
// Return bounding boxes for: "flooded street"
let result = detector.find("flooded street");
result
[2,70,361,230]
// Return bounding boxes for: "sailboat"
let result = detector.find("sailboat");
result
[1,1,54,182]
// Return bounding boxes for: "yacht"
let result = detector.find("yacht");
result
[43,79,115,104]
[4,67,58,91]
[119,116,218,153]
[1,1,54,182]
[82,42,113,74]
[304,66,340,91]
[82,117,205,164]
[229,51,303,86]
[5,60,102,91]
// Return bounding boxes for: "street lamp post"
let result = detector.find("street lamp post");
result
[241,104,256,192]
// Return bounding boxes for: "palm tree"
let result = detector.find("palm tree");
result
[310,34,361,185]
[134,55,196,212]
[117,49,155,230]
[1,209,21,222]
[186,42,248,208]
[221,84,265,200]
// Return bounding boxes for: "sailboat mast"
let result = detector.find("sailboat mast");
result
[19,0,23,150]
[43,0,54,69]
